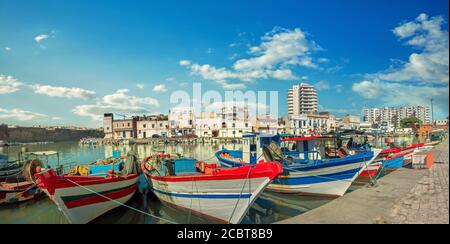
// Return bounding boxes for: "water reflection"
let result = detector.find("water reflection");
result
[0,138,405,224]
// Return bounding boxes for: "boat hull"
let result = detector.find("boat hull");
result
[267,161,364,196]
[36,170,138,224]
[142,159,282,224]
[359,163,381,178]
[0,183,41,205]
[382,156,404,169]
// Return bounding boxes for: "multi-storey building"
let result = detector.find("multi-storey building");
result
[111,117,137,139]
[168,107,196,136]
[363,106,431,128]
[219,105,252,138]
[289,112,335,135]
[103,113,114,139]
[136,114,169,139]
[287,83,318,116]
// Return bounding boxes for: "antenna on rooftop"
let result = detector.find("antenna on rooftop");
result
[117,114,127,120]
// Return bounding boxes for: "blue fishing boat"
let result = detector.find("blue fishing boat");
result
[216,134,380,197]
[382,156,405,169]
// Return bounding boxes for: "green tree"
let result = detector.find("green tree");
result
[400,117,422,128]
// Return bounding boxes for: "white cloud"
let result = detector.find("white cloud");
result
[233,27,321,71]
[352,14,449,117]
[317,58,330,63]
[180,27,323,89]
[352,80,449,115]
[0,107,46,121]
[206,48,214,54]
[166,77,176,81]
[0,75,23,94]
[72,89,160,121]
[179,60,191,66]
[371,13,449,85]
[136,83,145,89]
[4,47,11,51]
[34,34,49,43]
[32,85,96,100]
[153,84,167,93]
[52,116,62,120]
[314,80,330,90]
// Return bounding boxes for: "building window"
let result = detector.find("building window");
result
[143,124,146,128]
[106,127,109,130]
[152,124,155,128]
[128,123,130,127]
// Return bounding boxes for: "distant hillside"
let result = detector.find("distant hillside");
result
[0,125,104,143]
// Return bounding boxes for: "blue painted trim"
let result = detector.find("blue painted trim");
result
[272,167,361,185]
[383,156,404,169]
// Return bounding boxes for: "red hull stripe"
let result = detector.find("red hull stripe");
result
[45,174,138,190]
[63,184,137,209]
[142,158,282,183]
[360,169,379,177]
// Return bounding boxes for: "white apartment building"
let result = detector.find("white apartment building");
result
[363,106,431,127]
[255,115,279,135]
[136,115,169,139]
[168,107,195,136]
[219,105,253,138]
[288,83,318,116]
[288,112,335,135]
[195,112,222,138]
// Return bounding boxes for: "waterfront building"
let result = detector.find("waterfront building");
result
[287,83,318,116]
[136,114,169,139]
[169,107,195,136]
[337,115,361,130]
[363,106,431,127]
[103,113,138,140]
[288,112,335,135]
[195,112,222,138]
[219,105,252,138]
[112,117,137,140]
[255,115,278,135]
[103,113,114,139]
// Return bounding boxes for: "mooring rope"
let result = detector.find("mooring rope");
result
[228,164,252,224]
[64,178,177,224]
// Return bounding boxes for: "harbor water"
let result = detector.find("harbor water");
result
[0,137,414,224]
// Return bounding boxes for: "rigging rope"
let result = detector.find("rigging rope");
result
[228,164,252,224]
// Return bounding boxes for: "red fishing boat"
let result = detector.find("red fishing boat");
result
[35,154,140,224]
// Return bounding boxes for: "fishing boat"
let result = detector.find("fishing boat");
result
[217,134,380,197]
[358,162,381,178]
[382,155,405,169]
[35,152,140,224]
[1,159,43,205]
[141,155,283,224]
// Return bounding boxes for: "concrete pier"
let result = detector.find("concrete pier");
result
[277,139,449,224]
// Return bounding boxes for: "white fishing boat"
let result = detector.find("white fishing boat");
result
[141,155,282,224]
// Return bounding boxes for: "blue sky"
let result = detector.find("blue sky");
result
[0,0,448,128]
